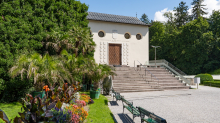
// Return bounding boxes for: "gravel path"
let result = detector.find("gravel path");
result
[108,85,220,123]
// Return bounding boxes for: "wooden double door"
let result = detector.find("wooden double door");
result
[109,44,121,65]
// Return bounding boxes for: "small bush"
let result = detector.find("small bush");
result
[102,77,112,95]
[194,74,213,84]
[0,76,34,103]
[203,81,220,88]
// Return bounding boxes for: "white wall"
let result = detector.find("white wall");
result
[88,20,149,66]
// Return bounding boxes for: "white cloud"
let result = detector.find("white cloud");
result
[154,0,220,22]
[154,8,174,22]
[203,0,220,17]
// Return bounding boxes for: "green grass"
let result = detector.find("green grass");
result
[86,95,115,123]
[0,102,22,123]
[209,68,220,75]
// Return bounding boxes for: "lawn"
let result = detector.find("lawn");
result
[0,102,22,122]
[86,94,115,123]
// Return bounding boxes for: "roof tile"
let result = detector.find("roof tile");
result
[87,12,150,26]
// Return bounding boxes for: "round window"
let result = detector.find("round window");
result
[124,33,131,39]
[98,31,105,37]
[136,34,142,40]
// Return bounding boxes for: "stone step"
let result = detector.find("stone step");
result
[114,88,164,93]
[113,79,182,83]
[113,83,159,86]
[114,68,166,71]
[116,73,174,77]
[113,86,160,89]
[159,83,185,86]
[112,66,189,92]
[162,86,190,90]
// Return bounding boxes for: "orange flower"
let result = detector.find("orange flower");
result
[46,88,50,92]
[74,88,77,91]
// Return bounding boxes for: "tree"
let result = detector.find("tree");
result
[163,12,177,33]
[140,13,150,24]
[191,0,207,19]
[174,1,189,28]
[205,10,220,72]
[0,0,90,102]
[173,17,213,74]
[9,53,72,91]
[208,10,220,38]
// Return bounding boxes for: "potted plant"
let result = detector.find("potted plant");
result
[88,64,116,99]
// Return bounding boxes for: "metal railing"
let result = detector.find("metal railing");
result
[148,59,187,75]
[147,59,190,85]
[134,61,160,86]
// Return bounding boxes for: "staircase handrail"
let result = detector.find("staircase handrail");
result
[136,60,160,84]
[148,59,187,75]
[153,62,191,85]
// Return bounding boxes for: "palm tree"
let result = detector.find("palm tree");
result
[87,63,116,91]
[60,50,86,84]
[42,31,73,55]
[9,53,72,91]
[43,26,95,57]
[68,25,96,56]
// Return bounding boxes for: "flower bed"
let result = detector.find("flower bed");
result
[1,83,92,123]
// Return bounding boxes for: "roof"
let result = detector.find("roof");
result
[87,12,151,26]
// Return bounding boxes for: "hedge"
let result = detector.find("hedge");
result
[194,74,213,84]
[203,81,220,88]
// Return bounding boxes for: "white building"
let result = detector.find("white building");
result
[87,12,151,66]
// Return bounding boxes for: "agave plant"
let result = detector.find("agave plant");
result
[9,53,72,91]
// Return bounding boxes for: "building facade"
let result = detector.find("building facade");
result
[87,12,150,66]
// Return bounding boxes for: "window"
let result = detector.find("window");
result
[124,33,131,39]
[136,34,142,40]
[98,31,105,37]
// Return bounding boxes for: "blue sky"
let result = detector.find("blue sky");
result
[79,0,220,21]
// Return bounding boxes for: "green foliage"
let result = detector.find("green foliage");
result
[86,95,115,123]
[102,77,112,95]
[203,81,220,88]
[209,68,220,75]
[195,74,213,84]
[149,2,220,75]
[9,53,72,91]
[0,102,22,123]
[173,17,213,74]
[150,17,216,74]
[208,10,220,38]
[0,0,90,102]
[1,76,33,103]
[191,0,207,19]
[140,13,150,24]
[174,1,189,28]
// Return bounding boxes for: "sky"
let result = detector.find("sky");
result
[79,0,220,22]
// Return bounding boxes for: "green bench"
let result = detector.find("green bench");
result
[121,97,140,122]
[112,89,122,102]
[137,106,167,123]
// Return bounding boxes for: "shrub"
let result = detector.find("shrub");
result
[194,74,213,84]
[0,79,5,99]
[102,77,112,95]
[0,76,34,102]
[203,81,220,87]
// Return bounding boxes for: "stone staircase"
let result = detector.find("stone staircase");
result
[112,67,189,93]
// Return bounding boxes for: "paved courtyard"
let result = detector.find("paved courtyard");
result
[107,85,220,123]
